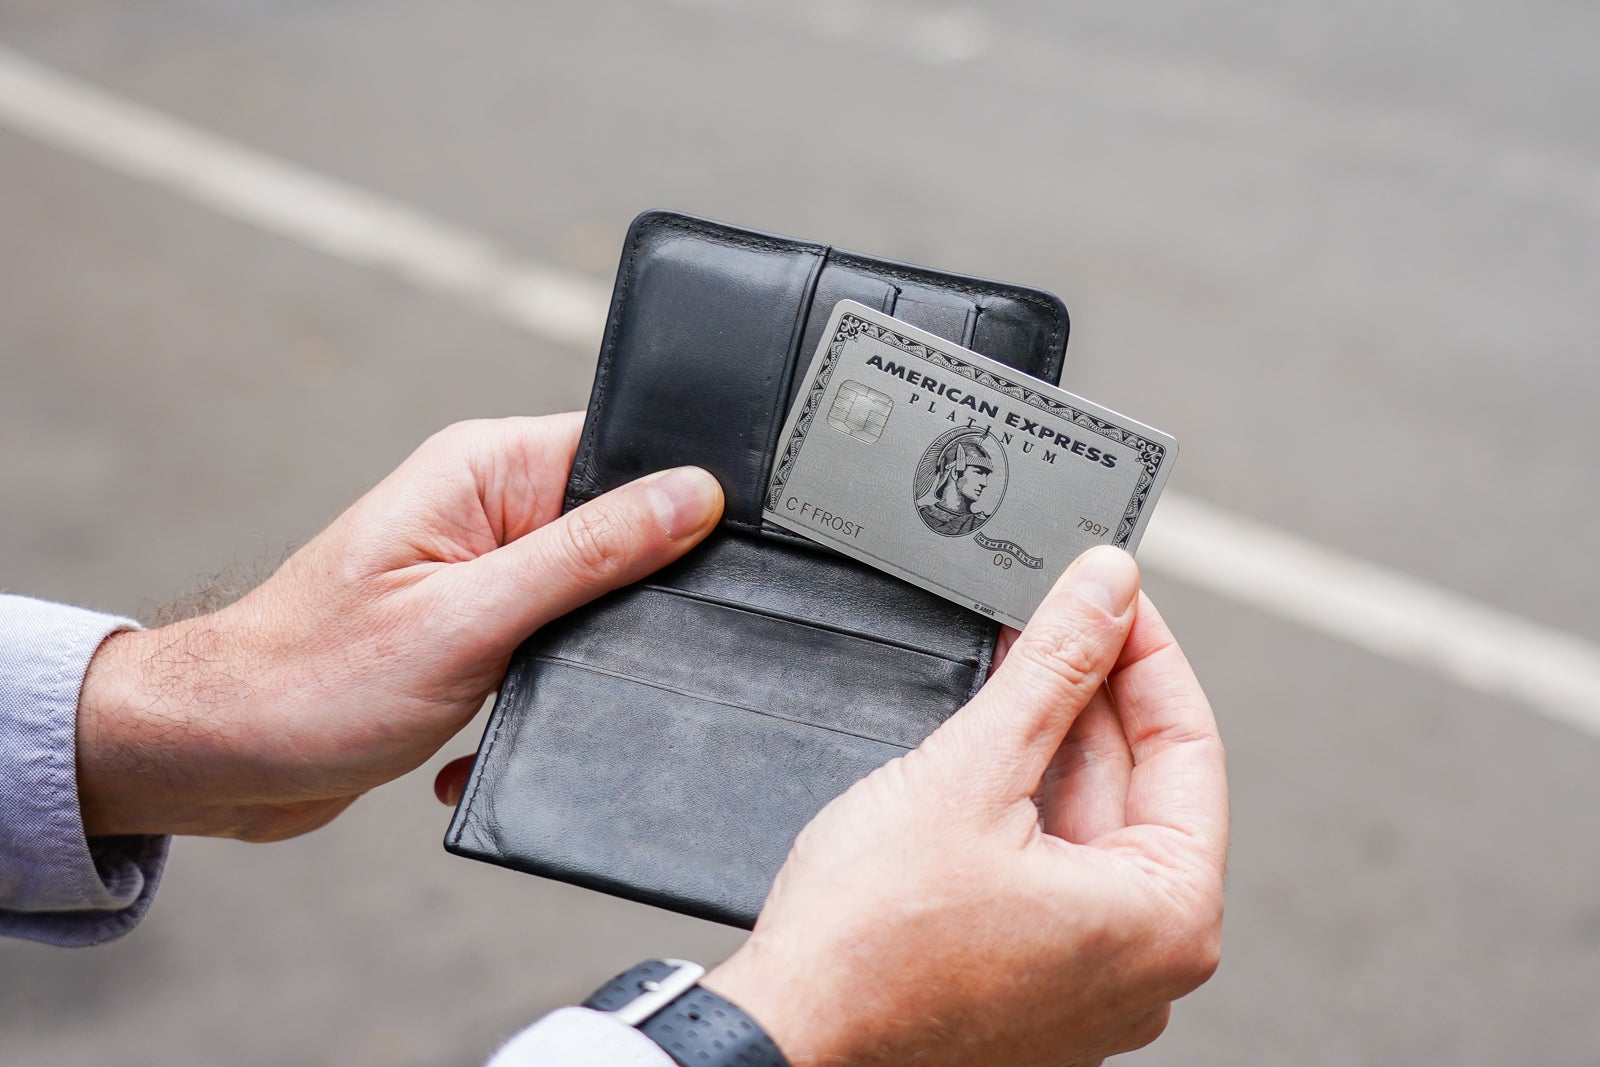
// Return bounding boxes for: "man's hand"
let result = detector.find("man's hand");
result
[703,546,1227,1066]
[76,413,724,841]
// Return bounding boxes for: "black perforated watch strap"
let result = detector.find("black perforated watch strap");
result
[583,960,790,1067]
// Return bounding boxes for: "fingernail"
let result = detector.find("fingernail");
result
[643,467,722,540]
[1062,545,1138,617]
[435,772,464,806]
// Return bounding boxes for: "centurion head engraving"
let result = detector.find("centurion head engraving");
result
[913,426,1008,538]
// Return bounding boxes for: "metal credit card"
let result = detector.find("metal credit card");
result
[763,300,1178,629]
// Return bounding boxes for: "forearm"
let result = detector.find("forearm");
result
[73,600,369,842]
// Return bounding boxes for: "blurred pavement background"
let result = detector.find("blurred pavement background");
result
[2,1,1598,1063]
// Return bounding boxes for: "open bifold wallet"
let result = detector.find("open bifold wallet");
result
[446,210,1069,927]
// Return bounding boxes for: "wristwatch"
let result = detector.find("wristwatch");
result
[582,959,790,1067]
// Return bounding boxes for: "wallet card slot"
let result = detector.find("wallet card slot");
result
[886,290,980,350]
[634,584,976,671]
[646,531,991,669]
[787,260,900,416]
[533,585,976,750]
[825,248,1069,382]
[524,654,918,752]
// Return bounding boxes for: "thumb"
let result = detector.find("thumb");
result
[449,466,723,644]
[921,545,1141,805]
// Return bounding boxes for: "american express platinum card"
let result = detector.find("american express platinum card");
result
[763,301,1178,629]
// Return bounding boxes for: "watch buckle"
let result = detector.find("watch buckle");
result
[609,959,706,1026]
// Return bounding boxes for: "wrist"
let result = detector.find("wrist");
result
[702,941,860,1066]
[584,958,792,1067]
[75,619,237,837]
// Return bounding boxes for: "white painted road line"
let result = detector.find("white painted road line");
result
[0,44,612,353]
[1140,496,1600,738]
[3,43,1599,736]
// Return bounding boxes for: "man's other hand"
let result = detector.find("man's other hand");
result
[704,546,1228,1067]
[75,413,723,840]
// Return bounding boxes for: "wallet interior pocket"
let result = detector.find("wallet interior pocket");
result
[446,531,990,926]
[456,655,913,926]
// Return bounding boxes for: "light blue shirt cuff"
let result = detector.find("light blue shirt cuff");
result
[0,595,171,946]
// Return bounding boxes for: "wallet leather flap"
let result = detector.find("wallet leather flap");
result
[567,211,1070,531]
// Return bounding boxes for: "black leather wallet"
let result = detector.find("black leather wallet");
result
[445,211,1070,927]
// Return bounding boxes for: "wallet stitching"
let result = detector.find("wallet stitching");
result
[635,581,984,669]
[706,513,774,535]
[528,653,920,752]
[568,221,648,499]
[453,663,525,847]
[647,213,822,257]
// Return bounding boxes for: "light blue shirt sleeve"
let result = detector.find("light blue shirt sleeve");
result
[0,594,170,946]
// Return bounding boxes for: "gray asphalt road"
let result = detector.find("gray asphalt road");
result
[2,2,1598,1064]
